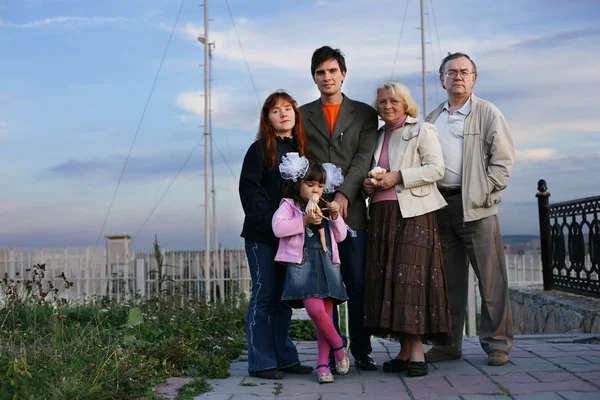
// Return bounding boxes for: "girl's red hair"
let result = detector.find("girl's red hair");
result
[256,90,308,169]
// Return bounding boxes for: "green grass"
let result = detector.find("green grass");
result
[0,290,247,399]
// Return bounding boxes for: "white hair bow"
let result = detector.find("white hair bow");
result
[279,152,309,182]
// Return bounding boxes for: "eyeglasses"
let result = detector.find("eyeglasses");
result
[444,70,475,79]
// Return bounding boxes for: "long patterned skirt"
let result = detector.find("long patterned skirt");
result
[363,200,452,344]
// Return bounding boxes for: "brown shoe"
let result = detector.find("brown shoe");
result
[424,348,461,363]
[488,350,509,366]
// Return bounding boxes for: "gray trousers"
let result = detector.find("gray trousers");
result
[436,194,514,355]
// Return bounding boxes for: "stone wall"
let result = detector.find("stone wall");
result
[510,286,600,334]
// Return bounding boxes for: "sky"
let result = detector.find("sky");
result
[1,0,599,251]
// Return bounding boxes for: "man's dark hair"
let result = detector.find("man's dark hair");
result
[439,52,478,75]
[310,46,347,77]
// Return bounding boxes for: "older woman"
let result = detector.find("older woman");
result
[239,90,313,379]
[362,81,452,377]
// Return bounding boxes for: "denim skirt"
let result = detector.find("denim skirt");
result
[281,221,348,309]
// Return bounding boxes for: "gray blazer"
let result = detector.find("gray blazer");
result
[300,94,379,230]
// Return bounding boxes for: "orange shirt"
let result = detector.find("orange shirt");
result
[322,103,342,135]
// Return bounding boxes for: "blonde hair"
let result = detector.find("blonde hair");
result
[374,81,419,118]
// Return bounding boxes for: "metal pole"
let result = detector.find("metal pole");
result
[420,0,427,117]
[466,266,477,337]
[203,0,211,303]
[536,179,552,290]
[208,44,221,302]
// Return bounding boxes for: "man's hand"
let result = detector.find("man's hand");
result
[334,192,349,220]
[377,171,402,191]
[362,177,377,195]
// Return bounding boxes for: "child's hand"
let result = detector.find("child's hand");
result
[326,201,340,220]
[303,212,322,226]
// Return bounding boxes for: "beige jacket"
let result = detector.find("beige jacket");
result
[426,94,515,222]
[368,116,447,219]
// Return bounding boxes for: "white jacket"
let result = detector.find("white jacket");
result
[369,116,447,218]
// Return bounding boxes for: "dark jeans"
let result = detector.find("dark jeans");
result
[245,240,300,372]
[333,230,372,358]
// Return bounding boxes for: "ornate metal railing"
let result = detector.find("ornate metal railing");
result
[537,179,600,297]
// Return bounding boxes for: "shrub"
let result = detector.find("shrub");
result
[289,320,317,340]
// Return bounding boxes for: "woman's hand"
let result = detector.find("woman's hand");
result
[326,201,340,220]
[362,177,377,194]
[377,171,403,190]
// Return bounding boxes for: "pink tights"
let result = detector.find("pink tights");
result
[303,298,345,373]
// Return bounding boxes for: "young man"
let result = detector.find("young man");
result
[425,52,515,366]
[300,46,379,370]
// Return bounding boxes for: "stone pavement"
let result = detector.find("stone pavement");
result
[188,334,600,400]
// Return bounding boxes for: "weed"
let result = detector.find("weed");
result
[273,382,283,395]
[0,290,247,399]
[147,235,178,299]
[175,377,211,400]
[0,238,248,399]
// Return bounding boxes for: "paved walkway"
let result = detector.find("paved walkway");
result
[185,334,600,400]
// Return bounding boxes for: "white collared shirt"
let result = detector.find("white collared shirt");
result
[434,97,472,188]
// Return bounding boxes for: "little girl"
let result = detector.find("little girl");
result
[272,157,349,384]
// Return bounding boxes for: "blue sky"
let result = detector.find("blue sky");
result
[1,0,599,250]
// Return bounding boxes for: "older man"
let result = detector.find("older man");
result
[425,52,515,366]
[300,46,379,371]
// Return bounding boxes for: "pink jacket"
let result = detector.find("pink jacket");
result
[272,198,348,264]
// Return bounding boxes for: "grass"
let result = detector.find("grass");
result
[0,263,248,399]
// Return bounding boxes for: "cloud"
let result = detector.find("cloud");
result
[68,130,114,139]
[0,122,7,136]
[44,146,244,183]
[516,148,557,163]
[46,153,199,182]
[513,27,600,49]
[0,16,129,29]
[175,89,260,131]
[175,91,203,116]
[499,151,600,234]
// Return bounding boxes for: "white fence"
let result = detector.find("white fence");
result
[1,246,548,338]
[0,247,250,304]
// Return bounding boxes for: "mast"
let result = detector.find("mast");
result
[203,0,211,303]
[208,43,221,301]
[420,0,427,117]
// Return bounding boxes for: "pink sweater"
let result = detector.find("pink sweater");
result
[272,198,348,264]
[372,116,407,203]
